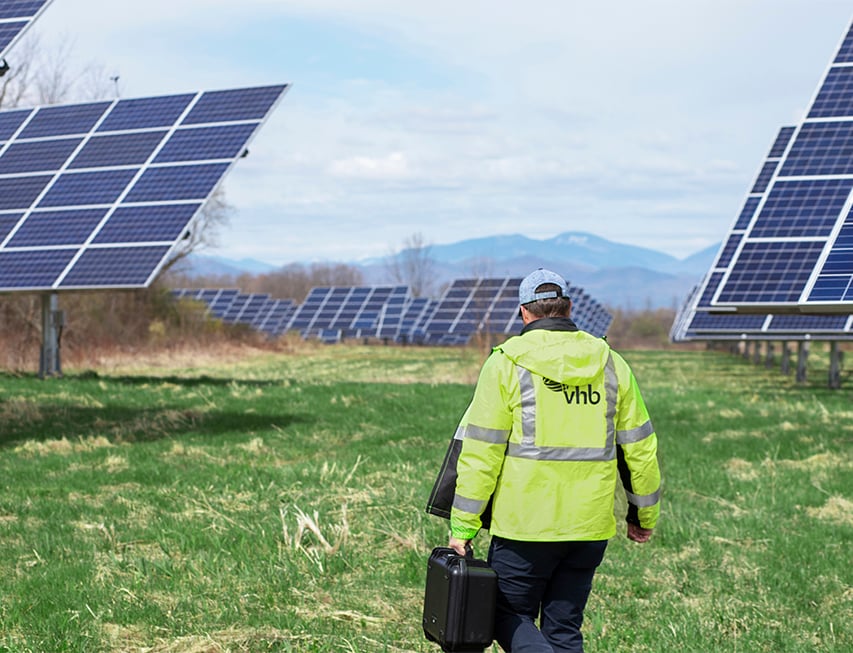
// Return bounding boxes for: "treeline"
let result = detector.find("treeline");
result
[0,263,681,372]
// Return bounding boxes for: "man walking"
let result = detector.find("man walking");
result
[448,268,661,652]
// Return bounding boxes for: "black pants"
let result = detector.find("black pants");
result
[487,537,608,653]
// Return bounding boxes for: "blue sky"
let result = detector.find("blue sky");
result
[22,0,853,265]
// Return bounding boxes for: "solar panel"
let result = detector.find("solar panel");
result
[172,288,300,338]
[286,285,413,341]
[257,299,296,337]
[0,0,53,60]
[0,84,289,292]
[171,280,613,345]
[672,274,853,342]
[421,277,612,344]
[712,19,853,313]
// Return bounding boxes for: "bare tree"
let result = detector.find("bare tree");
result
[160,186,235,274]
[0,35,37,108]
[0,33,113,108]
[387,232,436,297]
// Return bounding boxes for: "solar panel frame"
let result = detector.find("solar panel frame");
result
[0,84,289,292]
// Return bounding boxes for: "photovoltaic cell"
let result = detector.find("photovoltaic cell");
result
[716,241,824,304]
[734,197,762,231]
[39,169,139,207]
[19,102,111,139]
[0,175,51,210]
[834,23,853,63]
[70,131,167,168]
[97,94,195,132]
[749,179,853,239]
[0,213,19,240]
[714,18,853,311]
[0,85,288,291]
[123,163,229,202]
[183,86,285,124]
[0,1,50,20]
[0,109,29,140]
[0,137,82,173]
[59,246,171,287]
[8,208,108,246]
[768,127,796,157]
[93,204,201,244]
[750,160,780,194]
[0,249,75,288]
[0,22,25,52]
[807,66,853,118]
[154,124,257,163]
[778,122,853,177]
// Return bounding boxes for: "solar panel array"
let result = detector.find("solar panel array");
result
[287,285,413,342]
[172,288,295,338]
[0,84,288,292]
[711,19,853,313]
[172,277,612,345]
[670,127,850,342]
[672,125,853,343]
[0,0,52,60]
[420,278,612,344]
[671,277,853,341]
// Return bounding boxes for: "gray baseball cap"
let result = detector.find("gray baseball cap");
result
[518,268,570,305]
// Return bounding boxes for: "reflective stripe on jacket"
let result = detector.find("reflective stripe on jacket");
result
[450,324,661,541]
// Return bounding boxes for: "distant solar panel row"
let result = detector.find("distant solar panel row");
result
[172,277,613,344]
[172,288,295,338]
[420,277,611,343]
[0,84,288,292]
[712,17,853,312]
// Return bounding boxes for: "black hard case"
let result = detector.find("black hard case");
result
[423,546,497,652]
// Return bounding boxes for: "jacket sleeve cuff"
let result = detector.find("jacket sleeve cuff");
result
[450,524,480,540]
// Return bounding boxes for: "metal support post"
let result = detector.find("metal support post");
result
[765,341,775,369]
[795,340,809,384]
[829,341,842,390]
[38,293,64,378]
[781,342,791,375]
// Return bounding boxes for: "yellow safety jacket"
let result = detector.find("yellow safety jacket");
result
[450,318,661,542]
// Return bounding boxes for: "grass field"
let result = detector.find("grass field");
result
[0,344,850,652]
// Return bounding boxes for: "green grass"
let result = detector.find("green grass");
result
[0,345,850,652]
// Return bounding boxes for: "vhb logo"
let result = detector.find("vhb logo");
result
[544,378,601,405]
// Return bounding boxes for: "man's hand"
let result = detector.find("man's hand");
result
[627,523,653,543]
[448,537,470,556]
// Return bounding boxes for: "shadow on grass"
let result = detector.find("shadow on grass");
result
[70,371,289,388]
[0,403,311,449]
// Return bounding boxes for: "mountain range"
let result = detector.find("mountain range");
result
[184,231,718,310]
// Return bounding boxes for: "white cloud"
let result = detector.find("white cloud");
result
[328,152,410,180]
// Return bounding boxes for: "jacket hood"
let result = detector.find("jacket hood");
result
[496,329,611,385]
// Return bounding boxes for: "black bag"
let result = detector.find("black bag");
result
[425,434,493,530]
[423,546,497,652]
